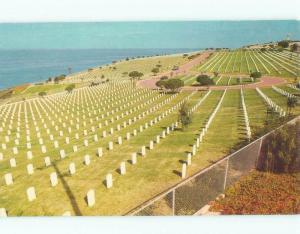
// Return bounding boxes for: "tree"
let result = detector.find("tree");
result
[196,74,214,86]
[290,43,299,60]
[287,97,297,115]
[160,76,168,80]
[155,80,166,89]
[38,91,47,97]
[291,43,298,53]
[163,79,184,93]
[54,74,66,83]
[128,71,144,80]
[250,71,262,81]
[178,101,192,130]
[278,40,289,48]
[257,123,298,173]
[260,48,267,52]
[151,67,160,75]
[65,84,75,93]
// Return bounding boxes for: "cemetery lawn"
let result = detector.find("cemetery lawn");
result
[197,49,300,81]
[0,47,300,216]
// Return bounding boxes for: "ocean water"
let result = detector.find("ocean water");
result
[0,20,299,89]
[0,48,196,89]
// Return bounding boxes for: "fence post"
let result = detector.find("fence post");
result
[172,189,175,216]
[223,158,229,191]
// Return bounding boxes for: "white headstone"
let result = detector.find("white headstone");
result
[12,147,18,155]
[50,172,58,187]
[27,187,36,201]
[141,146,146,156]
[27,151,33,160]
[27,164,34,175]
[149,141,154,150]
[118,136,122,145]
[96,148,103,157]
[69,163,76,175]
[108,141,113,150]
[192,145,196,156]
[93,135,98,142]
[73,145,78,152]
[60,149,66,159]
[106,173,113,188]
[41,145,47,153]
[10,158,16,168]
[120,162,126,175]
[131,152,137,165]
[4,173,13,186]
[187,153,192,166]
[44,157,51,167]
[182,163,187,178]
[87,189,95,207]
[84,155,90,165]
[0,208,7,217]
[154,135,160,145]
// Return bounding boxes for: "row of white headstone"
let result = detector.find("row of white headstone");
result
[261,51,297,76]
[182,90,215,178]
[1,91,195,209]
[0,88,173,164]
[256,88,286,117]
[287,84,300,91]
[10,121,183,209]
[0,90,187,195]
[185,89,227,177]
[272,86,296,99]
[240,89,251,140]
[98,93,198,195]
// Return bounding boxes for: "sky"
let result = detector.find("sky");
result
[0,0,299,22]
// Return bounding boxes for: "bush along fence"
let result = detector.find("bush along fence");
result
[125,116,300,216]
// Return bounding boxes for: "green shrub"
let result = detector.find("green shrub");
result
[196,74,214,86]
[163,79,184,93]
[38,91,47,97]
[65,84,75,93]
[178,101,192,130]
[250,71,262,80]
[278,40,289,48]
[129,71,144,80]
[257,121,299,173]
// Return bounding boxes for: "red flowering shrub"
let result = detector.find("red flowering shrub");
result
[210,171,300,214]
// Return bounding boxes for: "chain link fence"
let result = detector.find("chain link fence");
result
[127,116,299,216]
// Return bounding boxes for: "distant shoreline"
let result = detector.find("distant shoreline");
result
[0,48,200,90]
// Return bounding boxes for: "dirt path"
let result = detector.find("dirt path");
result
[137,52,287,90]
[182,76,287,91]
[137,51,213,89]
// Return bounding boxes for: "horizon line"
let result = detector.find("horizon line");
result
[0,18,299,24]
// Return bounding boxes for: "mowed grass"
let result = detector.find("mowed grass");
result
[198,90,245,159]
[197,49,300,79]
[68,54,191,83]
[1,84,299,216]
[22,84,71,95]
[1,74,299,215]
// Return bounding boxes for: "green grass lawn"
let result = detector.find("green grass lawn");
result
[0,46,299,216]
[198,49,299,80]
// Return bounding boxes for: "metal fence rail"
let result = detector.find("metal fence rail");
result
[126,116,299,216]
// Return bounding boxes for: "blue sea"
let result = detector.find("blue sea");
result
[0,20,299,89]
